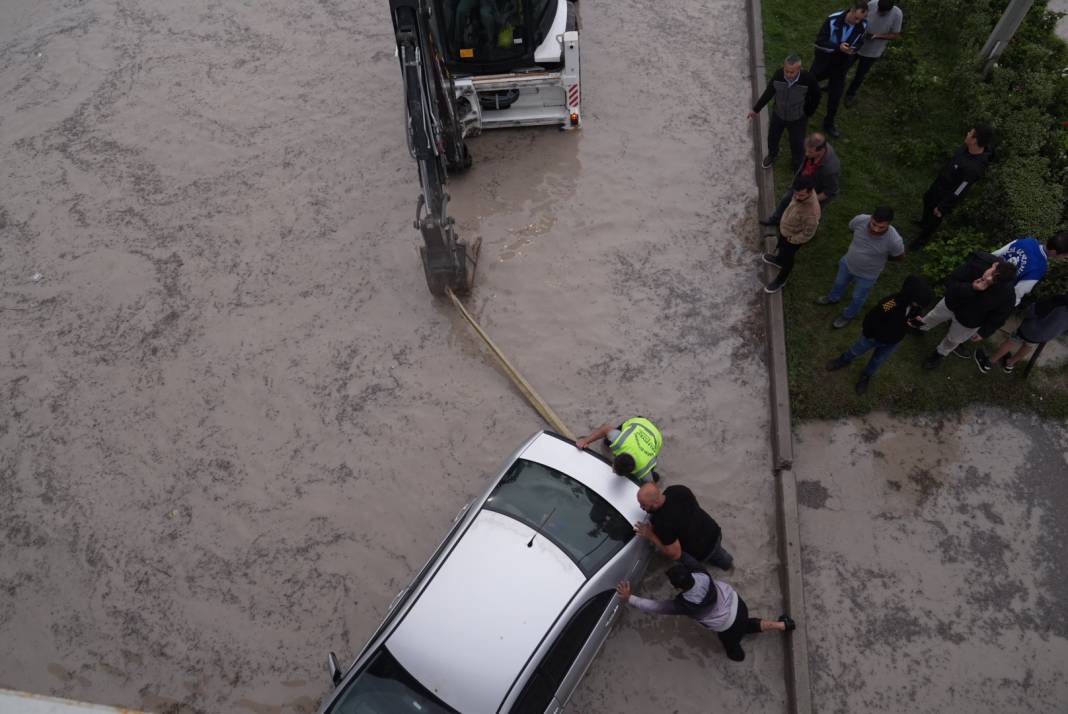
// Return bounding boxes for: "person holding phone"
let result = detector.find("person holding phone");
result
[810,1,869,138]
[844,0,903,107]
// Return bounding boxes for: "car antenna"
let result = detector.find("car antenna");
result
[527,507,557,548]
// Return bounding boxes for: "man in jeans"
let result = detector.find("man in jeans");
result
[912,252,1017,371]
[815,206,905,328]
[762,175,821,293]
[761,133,840,226]
[826,274,933,395]
[634,482,734,570]
[844,0,903,107]
[748,54,822,170]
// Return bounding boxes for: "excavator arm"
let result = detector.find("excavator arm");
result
[389,0,479,295]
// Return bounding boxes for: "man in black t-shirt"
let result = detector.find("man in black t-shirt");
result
[634,483,734,570]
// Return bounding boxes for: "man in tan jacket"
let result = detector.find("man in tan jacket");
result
[763,175,821,293]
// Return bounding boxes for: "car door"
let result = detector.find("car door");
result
[553,590,621,707]
[507,591,615,713]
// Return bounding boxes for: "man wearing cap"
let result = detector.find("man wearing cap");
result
[575,416,662,482]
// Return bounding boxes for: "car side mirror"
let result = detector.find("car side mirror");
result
[329,652,343,687]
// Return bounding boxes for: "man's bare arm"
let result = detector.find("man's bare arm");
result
[576,422,614,449]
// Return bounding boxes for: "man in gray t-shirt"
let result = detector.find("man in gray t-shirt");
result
[816,206,906,328]
[845,0,903,106]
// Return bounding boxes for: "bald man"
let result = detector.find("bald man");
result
[634,482,734,570]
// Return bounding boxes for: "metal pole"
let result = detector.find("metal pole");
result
[978,0,1036,76]
[1021,341,1046,380]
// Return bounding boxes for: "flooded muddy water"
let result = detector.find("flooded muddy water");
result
[0,0,783,711]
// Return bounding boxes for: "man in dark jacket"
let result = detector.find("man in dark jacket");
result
[976,294,1068,374]
[762,133,841,226]
[616,555,795,662]
[748,54,821,170]
[912,252,1017,370]
[909,125,994,250]
[827,274,934,394]
[811,1,869,138]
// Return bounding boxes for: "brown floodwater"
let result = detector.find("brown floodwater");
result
[0,0,784,711]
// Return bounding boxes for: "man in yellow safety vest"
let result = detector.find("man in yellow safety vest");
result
[575,417,662,482]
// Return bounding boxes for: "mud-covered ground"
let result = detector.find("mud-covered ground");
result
[0,1,785,712]
[794,409,1068,713]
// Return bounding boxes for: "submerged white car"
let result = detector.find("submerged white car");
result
[316,431,651,714]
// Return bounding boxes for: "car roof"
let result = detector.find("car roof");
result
[519,432,646,525]
[386,509,585,713]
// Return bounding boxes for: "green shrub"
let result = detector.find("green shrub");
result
[1034,259,1068,299]
[920,228,992,285]
[979,155,1065,236]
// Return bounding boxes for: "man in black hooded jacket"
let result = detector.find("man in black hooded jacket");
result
[616,554,795,662]
[912,252,1016,370]
[826,274,934,394]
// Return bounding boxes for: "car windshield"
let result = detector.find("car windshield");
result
[484,458,632,576]
[325,647,457,714]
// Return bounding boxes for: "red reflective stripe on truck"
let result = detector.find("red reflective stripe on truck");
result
[568,84,579,108]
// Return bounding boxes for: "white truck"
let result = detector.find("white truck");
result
[387,0,581,294]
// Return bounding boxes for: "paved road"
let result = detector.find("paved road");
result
[1051,0,1068,42]
[0,0,784,712]
[795,409,1068,713]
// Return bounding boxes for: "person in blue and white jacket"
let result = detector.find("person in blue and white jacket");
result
[992,232,1068,305]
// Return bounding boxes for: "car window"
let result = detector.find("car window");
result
[326,646,457,714]
[484,459,632,576]
[509,591,614,713]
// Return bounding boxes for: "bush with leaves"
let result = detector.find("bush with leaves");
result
[920,228,993,285]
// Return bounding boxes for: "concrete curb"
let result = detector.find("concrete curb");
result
[744,1,813,714]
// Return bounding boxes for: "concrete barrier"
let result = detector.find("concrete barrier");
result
[743,0,813,713]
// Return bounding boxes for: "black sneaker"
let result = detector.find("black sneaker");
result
[823,123,841,139]
[831,315,851,329]
[854,374,870,395]
[922,351,944,370]
[1002,354,1016,374]
[825,356,849,371]
[726,644,746,662]
[778,614,797,632]
[762,253,784,267]
[814,295,837,306]
[974,349,992,374]
[764,276,787,293]
[951,344,973,359]
[761,155,776,169]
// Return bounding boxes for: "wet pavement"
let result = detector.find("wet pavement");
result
[794,409,1068,713]
[0,0,785,712]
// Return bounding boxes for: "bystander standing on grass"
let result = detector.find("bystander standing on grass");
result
[810,1,869,138]
[749,54,822,171]
[909,126,994,251]
[976,295,1068,375]
[843,0,903,107]
[913,253,1016,370]
[826,274,933,394]
[815,207,905,328]
[763,176,822,293]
